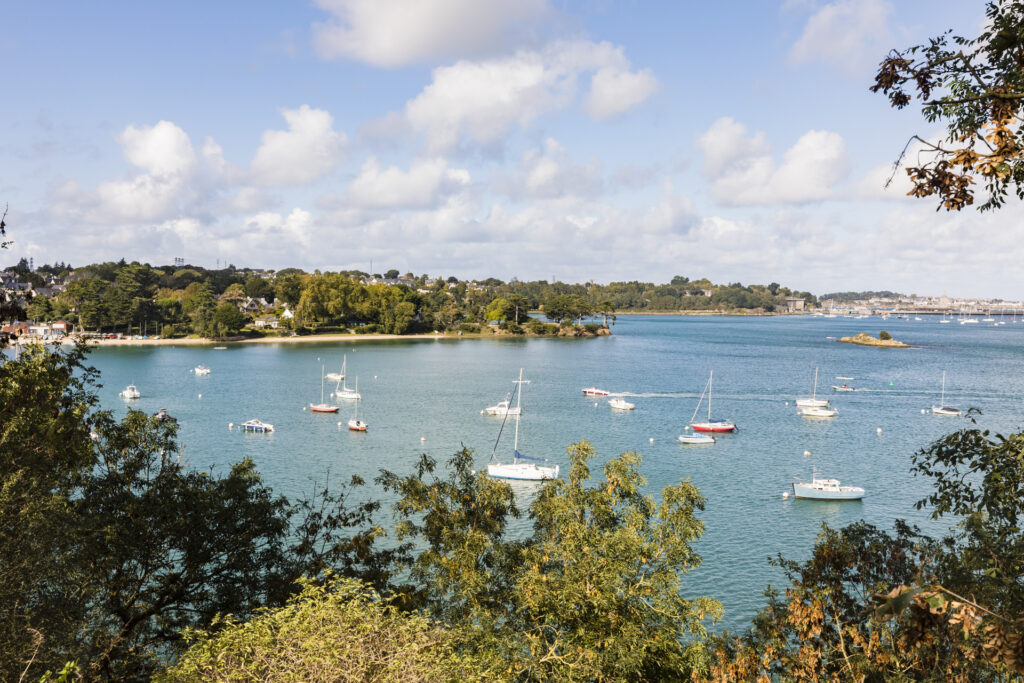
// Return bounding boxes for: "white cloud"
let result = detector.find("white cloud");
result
[402,41,658,151]
[346,157,470,209]
[789,0,893,74]
[496,138,603,199]
[117,121,196,177]
[311,0,551,67]
[585,65,659,120]
[696,118,850,205]
[249,106,347,186]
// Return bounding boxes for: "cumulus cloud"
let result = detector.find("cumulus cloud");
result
[585,65,659,120]
[495,138,603,199]
[696,117,850,205]
[401,40,658,151]
[789,0,893,75]
[249,106,347,186]
[118,121,197,177]
[345,157,471,209]
[311,0,551,67]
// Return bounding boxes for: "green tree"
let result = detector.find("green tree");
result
[379,442,721,680]
[384,269,400,279]
[484,297,513,323]
[871,0,1024,211]
[25,294,52,321]
[212,302,247,336]
[0,344,404,680]
[244,274,274,300]
[160,576,497,682]
[274,272,305,307]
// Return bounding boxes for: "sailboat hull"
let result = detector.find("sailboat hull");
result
[690,421,735,432]
[487,462,559,480]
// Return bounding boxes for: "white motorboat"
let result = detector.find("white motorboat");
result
[800,405,838,418]
[333,356,362,399]
[193,365,210,375]
[609,397,635,410]
[678,432,715,445]
[120,384,141,399]
[483,393,521,416]
[795,366,830,408]
[311,364,340,414]
[689,371,736,432]
[931,371,961,417]
[582,387,610,396]
[488,369,558,481]
[241,419,274,433]
[832,384,855,392]
[792,468,865,500]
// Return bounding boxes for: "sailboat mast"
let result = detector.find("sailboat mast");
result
[941,371,946,405]
[513,368,524,454]
[708,370,713,420]
[812,366,818,400]
[321,364,326,403]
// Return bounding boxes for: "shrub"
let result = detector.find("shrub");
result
[360,324,380,334]
[528,319,546,335]
[880,330,892,340]
[583,323,601,334]
[458,323,480,334]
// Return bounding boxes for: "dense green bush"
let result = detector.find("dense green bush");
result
[458,323,480,333]
[583,323,601,334]
[880,330,892,340]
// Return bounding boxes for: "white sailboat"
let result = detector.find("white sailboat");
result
[931,371,962,416]
[689,371,736,432]
[799,405,838,418]
[333,355,362,400]
[310,364,340,413]
[348,387,367,431]
[487,369,559,481]
[795,366,829,408]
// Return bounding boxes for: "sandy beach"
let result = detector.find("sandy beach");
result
[36,332,473,347]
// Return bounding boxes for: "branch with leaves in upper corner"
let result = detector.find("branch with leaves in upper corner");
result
[871,0,1024,212]
[1,204,10,250]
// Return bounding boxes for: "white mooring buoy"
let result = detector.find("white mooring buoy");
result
[649,437,654,443]
[782,491,790,499]
[228,423,233,430]
[804,450,812,457]
[877,427,883,434]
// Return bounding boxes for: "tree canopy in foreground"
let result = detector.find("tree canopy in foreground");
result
[872,0,1024,211]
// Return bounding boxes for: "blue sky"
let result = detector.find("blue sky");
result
[2,0,1015,297]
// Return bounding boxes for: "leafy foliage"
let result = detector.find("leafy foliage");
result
[378,442,721,680]
[159,575,496,682]
[0,344,402,680]
[703,424,1024,681]
[872,0,1024,211]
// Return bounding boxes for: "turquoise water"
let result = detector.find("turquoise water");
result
[83,315,1024,632]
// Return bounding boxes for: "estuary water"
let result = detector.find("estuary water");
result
[84,315,1024,632]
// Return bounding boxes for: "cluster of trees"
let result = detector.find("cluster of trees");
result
[3,342,1023,681]
[16,259,816,339]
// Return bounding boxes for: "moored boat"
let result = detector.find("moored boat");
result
[582,387,610,396]
[120,384,141,399]
[689,371,736,433]
[488,369,559,481]
[678,432,715,445]
[800,405,838,418]
[792,468,864,500]
[931,371,961,416]
[241,419,274,432]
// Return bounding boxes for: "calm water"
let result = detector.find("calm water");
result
[83,315,1024,632]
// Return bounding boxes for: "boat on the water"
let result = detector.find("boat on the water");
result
[120,384,141,399]
[488,369,559,481]
[689,371,736,432]
[609,397,635,410]
[582,387,610,396]
[678,432,715,445]
[795,366,829,408]
[483,393,521,416]
[832,384,854,392]
[800,405,838,418]
[193,365,210,376]
[152,408,176,422]
[241,419,274,432]
[931,371,962,417]
[835,375,854,380]
[348,397,367,431]
[792,468,865,500]
[311,364,340,413]
[333,356,362,400]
